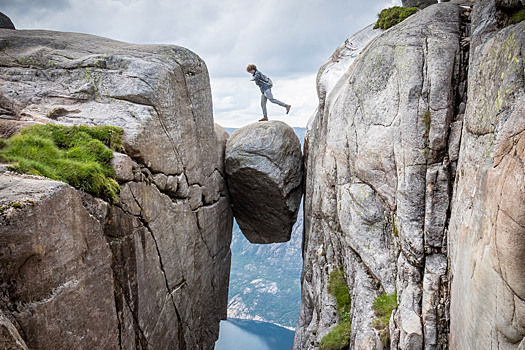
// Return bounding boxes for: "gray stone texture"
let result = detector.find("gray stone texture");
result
[448,0,525,349]
[295,4,461,350]
[0,13,15,30]
[0,29,232,350]
[225,121,303,244]
[0,174,120,349]
[402,0,438,8]
[111,151,135,181]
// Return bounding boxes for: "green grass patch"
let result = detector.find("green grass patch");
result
[374,6,418,30]
[319,323,351,350]
[0,124,123,203]
[509,8,525,24]
[320,267,351,350]
[372,292,398,346]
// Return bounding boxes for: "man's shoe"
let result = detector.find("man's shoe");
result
[285,105,291,114]
[259,116,268,122]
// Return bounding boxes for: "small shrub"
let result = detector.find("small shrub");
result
[0,124,123,202]
[372,292,398,346]
[509,8,525,24]
[374,7,418,30]
[319,322,351,350]
[320,267,351,350]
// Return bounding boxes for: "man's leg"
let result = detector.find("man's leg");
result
[264,89,291,114]
[264,89,286,107]
[260,93,268,121]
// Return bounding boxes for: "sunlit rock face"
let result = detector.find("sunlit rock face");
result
[0,29,232,350]
[225,121,303,244]
[296,0,525,349]
[448,0,525,348]
[295,4,462,349]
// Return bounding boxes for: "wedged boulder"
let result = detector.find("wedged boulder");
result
[225,121,303,244]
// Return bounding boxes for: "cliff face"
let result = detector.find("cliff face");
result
[448,0,525,348]
[0,29,232,349]
[297,1,525,349]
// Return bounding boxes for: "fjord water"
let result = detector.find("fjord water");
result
[215,318,295,350]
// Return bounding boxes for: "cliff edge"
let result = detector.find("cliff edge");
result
[0,29,232,349]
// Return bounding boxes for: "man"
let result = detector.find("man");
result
[246,64,291,122]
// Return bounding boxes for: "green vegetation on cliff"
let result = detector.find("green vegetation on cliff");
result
[374,6,418,29]
[0,124,123,202]
[509,8,525,25]
[372,292,398,346]
[320,267,351,350]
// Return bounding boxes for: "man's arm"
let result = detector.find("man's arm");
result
[253,71,263,84]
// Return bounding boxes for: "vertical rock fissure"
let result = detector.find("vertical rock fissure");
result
[427,5,472,349]
[112,269,149,349]
[129,184,190,350]
[113,291,124,350]
[143,219,188,350]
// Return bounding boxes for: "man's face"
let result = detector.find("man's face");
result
[248,69,255,74]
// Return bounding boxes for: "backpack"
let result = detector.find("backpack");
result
[262,73,273,88]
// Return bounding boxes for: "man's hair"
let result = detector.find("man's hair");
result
[246,64,257,72]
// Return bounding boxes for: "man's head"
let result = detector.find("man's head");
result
[246,64,257,74]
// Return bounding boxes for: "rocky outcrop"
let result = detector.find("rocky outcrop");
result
[0,13,15,30]
[296,3,463,349]
[0,29,232,349]
[297,0,525,349]
[448,0,525,348]
[225,121,303,244]
[0,174,120,349]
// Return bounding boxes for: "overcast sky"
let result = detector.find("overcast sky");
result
[2,0,400,127]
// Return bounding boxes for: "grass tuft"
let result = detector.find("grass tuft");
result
[320,267,351,350]
[374,6,418,30]
[0,124,123,203]
[372,292,398,346]
[319,323,351,350]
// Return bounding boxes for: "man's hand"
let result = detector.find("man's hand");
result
[250,78,255,81]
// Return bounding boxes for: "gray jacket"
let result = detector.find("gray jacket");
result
[252,70,272,93]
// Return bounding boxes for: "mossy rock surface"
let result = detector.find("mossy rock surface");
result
[372,292,398,346]
[509,8,525,25]
[0,124,123,202]
[320,268,351,350]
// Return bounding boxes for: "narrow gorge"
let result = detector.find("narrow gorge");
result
[1,0,524,349]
